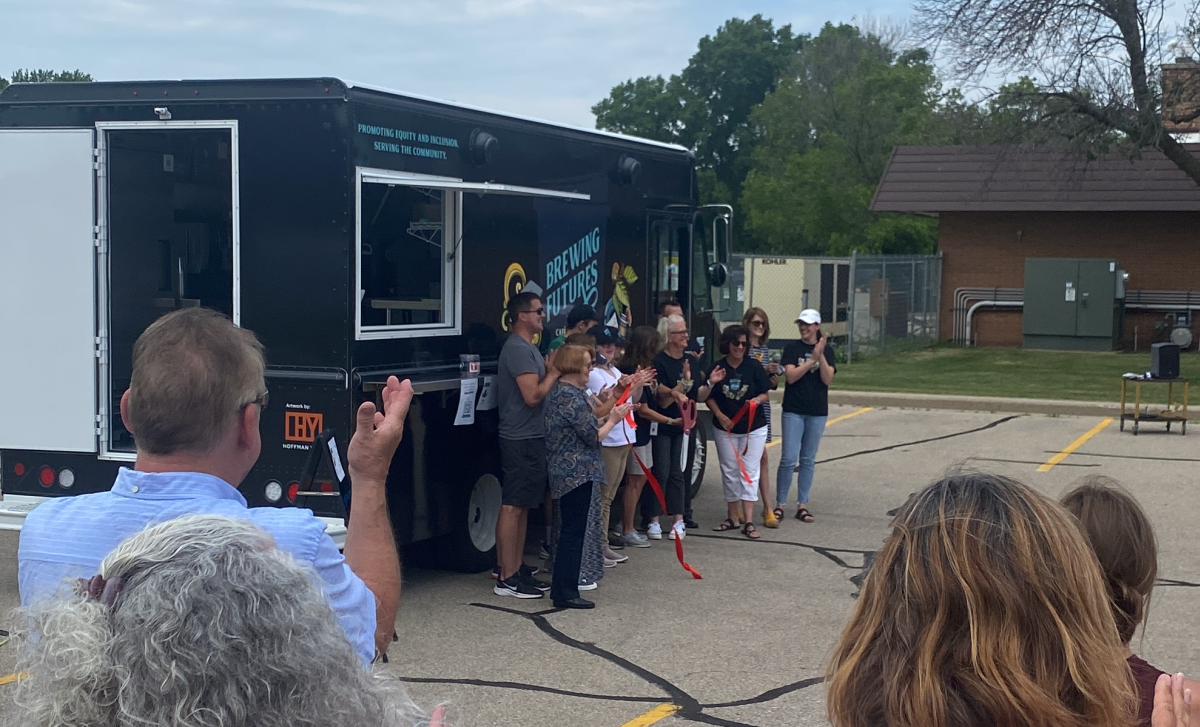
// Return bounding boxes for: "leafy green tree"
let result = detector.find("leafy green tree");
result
[593,15,802,208]
[1,69,93,93]
[741,24,940,255]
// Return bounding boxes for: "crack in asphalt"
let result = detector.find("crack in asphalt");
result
[438,601,826,726]
[810,415,1021,466]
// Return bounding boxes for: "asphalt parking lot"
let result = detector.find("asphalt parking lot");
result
[0,404,1196,727]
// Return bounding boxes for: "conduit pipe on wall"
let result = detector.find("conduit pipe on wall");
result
[952,287,1023,344]
[965,300,1024,346]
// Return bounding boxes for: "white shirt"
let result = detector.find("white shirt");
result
[588,365,635,447]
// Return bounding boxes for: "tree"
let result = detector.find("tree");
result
[915,0,1200,185]
[0,69,93,93]
[593,15,802,206]
[741,24,941,254]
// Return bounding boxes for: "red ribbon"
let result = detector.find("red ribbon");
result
[718,400,759,488]
[620,383,702,580]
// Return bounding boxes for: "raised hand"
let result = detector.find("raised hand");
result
[545,348,558,375]
[347,376,414,485]
[608,402,634,422]
[708,366,727,386]
[596,384,616,404]
[683,359,692,380]
[1152,672,1192,727]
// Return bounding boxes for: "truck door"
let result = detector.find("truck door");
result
[0,129,98,453]
[95,123,239,457]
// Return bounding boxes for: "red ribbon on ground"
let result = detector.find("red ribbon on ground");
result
[620,383,702,579]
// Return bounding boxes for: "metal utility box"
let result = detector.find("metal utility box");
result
[1023,258,1122,350]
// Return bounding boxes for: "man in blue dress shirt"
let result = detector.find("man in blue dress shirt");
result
[18,308,412,666]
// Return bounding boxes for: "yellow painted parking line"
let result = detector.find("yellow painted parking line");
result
[764,406,873,449]
[826,406,874,427]
[1037,418,1112,472]
[0,672,27,686]
[621,704,680,727]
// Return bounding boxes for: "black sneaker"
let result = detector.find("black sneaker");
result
[491,563,541,580]
[607,536,626,550]
[520,570,551,592]
[493,575,543,599]
[684,518,699,530]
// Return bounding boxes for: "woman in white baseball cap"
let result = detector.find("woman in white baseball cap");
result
[774,309,836,523]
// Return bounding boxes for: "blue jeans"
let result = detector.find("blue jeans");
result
[775,413,827,507]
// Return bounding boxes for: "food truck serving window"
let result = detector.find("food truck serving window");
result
[357,171,462,339]
[355,168,590,340]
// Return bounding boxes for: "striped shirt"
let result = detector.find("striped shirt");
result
[18,467,375,665]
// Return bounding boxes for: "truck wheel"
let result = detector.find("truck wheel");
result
[686,426,707,501]
[438,473,502,573]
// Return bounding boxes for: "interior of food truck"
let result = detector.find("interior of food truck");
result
[103,127,235,453]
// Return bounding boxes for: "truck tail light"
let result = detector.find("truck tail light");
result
[38,466,55,487]
[286,482,300,502]
[13,462,25,477]
[264,480,283,503]
[58,469,76,489]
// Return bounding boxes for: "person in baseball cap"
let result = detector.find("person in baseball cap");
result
[795,309,821,325]
[777,306,835,525]
[547,304,600,352]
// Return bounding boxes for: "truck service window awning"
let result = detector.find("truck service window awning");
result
[359,169,590,201]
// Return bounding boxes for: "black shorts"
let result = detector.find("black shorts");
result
[500,437,547,508]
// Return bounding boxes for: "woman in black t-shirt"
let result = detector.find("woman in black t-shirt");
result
[699,325,772,540]
[775,309,836,523]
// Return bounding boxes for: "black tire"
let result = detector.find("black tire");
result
[436,473,502,573]
[686,425,707,501]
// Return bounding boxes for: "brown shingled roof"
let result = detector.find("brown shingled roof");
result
[870,145,1200,213]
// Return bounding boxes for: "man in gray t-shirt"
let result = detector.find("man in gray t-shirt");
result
[497,334,547,439]
[493,291,560,599]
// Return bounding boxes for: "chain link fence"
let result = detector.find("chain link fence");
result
[845,253,942,362]
[730,252,942,362]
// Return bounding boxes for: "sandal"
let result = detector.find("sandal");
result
[742,522,761,540]
[763,509,779,528]
[713,518,739,532]
[795,507,814,523]
[772,507,785,521]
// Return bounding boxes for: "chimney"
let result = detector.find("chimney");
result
[1162,57,1200,135]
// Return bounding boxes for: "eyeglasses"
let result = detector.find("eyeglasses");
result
[523,307,546,317]
[730,340,748,348]
[241,390,269,412]
[670,329,689,336]
[749,320,765,327]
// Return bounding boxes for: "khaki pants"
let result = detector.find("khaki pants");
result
[600,445,631,535]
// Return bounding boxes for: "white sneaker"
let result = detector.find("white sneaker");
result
[579,578,598,591]
[603,557,618,568]
[621,531,652,548]
[646,522,663,540]
[668,521,686,540]
[604,547,628,563]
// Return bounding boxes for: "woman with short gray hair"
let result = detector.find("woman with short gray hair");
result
[12,515,443,727]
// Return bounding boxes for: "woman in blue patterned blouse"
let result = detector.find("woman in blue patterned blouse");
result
[545,344,633,609]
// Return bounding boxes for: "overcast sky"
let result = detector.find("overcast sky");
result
[1,0,914,128]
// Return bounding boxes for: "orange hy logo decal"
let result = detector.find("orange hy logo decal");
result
[285,412,324,442]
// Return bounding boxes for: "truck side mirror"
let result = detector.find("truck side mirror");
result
[707,262,728,288]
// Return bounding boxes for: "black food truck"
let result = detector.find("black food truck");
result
[0,78,733,571]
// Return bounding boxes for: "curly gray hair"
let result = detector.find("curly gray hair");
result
[12,515,436,727]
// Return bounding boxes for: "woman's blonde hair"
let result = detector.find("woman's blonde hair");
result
[1061,475,1158,644]
[827,472,1135,727]
[554,344,593,376]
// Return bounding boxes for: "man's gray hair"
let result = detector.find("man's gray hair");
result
[12,515,435,727]
[656,314,686,352]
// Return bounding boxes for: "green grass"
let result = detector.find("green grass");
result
[835,346,1197,402]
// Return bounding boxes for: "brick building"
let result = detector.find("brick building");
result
[871,145,1200,349]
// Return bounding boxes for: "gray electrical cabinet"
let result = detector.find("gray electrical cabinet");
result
[1023,258,1122,350]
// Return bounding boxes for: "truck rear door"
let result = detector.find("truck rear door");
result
[0,128,97,453]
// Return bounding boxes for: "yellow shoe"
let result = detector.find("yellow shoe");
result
[763,510,779,528]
